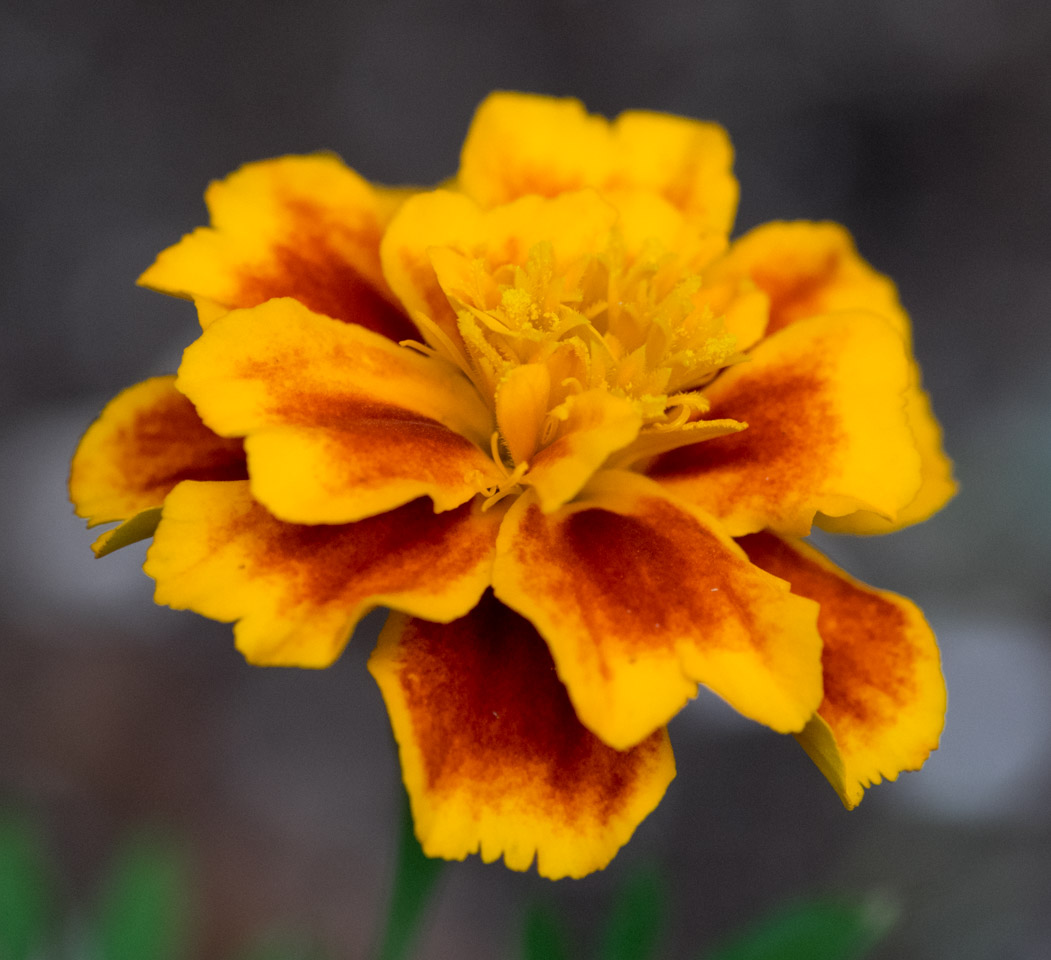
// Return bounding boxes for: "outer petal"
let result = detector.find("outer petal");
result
[69,376,246,553]
[649,313,921,536]
[144,481,502,667]
[368,594,675,879]
[818,374,957,534]
[177,298,501,523]
[138,154,417,342]
[706,221,910,341]
[739,532,945,808]
[701,223,955,535]
[492,471,823,750]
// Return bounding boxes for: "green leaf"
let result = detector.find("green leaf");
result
[521,903,571,960]
[600,867,664,960]
[94,833,188,960]
[702,896,898,960]
[0,815,52,960]
[374,796,444,960]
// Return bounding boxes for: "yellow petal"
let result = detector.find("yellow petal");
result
[368,594,675,879]
[494,363,551,465]
[610,109,738,235]
[598,190,728,271]
[492,471,823,750]
[706,220,910,342]
[524,389,643,513]
[818,372,957,534]
[70,375,246,528]
[145,481,502,667]
[482,191,620,273]
[739,532,945,808]
[608,420,747,470]
[382,189,619,352]
[457,93,613,208]
[176,298,501,523]
[650,313,921,536]
[457,93,739,234]
[381,190,482,348]
[139,154,417,341]
[693,282,769,353]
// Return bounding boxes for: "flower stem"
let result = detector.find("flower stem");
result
[375,793,444,960]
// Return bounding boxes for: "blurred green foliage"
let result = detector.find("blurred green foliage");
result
[599,867,664,960]
[700,896,899,960]
[93,834,188,960]
[0,809,896,960]
[0,813,323,960]
[522,903,572,960]
[233,935,330,960]
[519,868,896,960]
[0,815,51,960]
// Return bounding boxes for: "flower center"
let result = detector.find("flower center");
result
[404,233,747,507]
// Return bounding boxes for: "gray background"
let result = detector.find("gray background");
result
[2,1,1050,957]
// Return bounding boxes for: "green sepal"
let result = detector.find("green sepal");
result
[92,507,163,557]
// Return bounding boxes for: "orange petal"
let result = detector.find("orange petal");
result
[69,375,246,528]
[818,371,957,534]
[706,221,910,341]
[492,471,823,750]
[649,313,921,536]
[368,594,675,879]
[138,154,418,342]
[177,298,501,523]
[457,92,738,234]
[145,481,502,667]
[739,532,945,808]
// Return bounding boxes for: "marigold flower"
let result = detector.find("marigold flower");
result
[70,92,955,879]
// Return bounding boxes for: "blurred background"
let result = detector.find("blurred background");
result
[2,0,1050,957]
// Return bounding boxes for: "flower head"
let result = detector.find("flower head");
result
[71,93,955,879]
